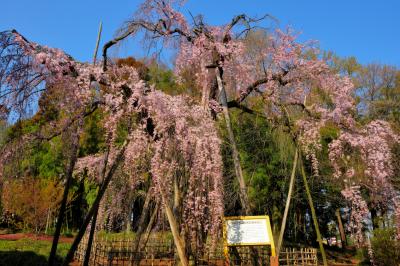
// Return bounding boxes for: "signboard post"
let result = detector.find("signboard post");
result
[223,216,278,266]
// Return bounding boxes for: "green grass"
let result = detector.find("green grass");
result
[96,230,136,239]
[0,238,70,266]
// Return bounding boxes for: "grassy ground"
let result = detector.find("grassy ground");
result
[0,238,70,266]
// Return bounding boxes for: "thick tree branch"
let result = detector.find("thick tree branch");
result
[102,20,192,71]
[236,70,289,103]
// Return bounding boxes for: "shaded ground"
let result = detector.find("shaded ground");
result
[325,246,360,265]
[0,250,64,266]
[0,237,70,266]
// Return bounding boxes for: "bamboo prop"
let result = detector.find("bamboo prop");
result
[300,157,328,266]
[336,209,347,248]
[93,21,102,65]
[276,148,299,256]
[83,21,104,266]
[159,188,189,266]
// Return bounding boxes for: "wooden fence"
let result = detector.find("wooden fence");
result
[75,234,175,265]
[278,248,318,266]
[74,235,317,265]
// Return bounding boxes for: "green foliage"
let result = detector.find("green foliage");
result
[148,63,174,91]
[147,62,188,96]
[84,180,99,207]
[370,228,400,266]
[221,110,294,231]
[2,128,66,179]
[79,109,106,156]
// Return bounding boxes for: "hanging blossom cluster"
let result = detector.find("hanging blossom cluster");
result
[295,74,356,176]
[341,186,369,246]
[0,30,98,118]
[145,90,224,250]
[0,29,225,250]
[329,120,400,239]
[75,90,224,250]
[241,30,357,177]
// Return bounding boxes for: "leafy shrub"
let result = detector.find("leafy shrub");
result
[371,228,400,266]
[0,211,23,231]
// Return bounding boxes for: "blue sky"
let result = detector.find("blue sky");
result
[1,0,399,66]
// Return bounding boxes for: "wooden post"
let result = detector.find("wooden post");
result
[159,188,189,266]
[270,256,279,266]
[83,23,104,266]
[300,159,328,266]
[277,148,299,255]
[286,249,289,265]
[335,208,347,248]
[93,21,102,65]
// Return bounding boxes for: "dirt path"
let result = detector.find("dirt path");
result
[0,233,73,243]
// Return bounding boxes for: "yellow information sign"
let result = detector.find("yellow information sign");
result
[223,215,276,257]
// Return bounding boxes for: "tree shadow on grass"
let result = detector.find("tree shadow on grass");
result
[0,251,64,266]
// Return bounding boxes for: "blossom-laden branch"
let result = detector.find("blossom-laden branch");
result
[329,120,400,240]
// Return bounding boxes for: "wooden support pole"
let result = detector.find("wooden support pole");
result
[336,208,347,248]
[277,148,299,256]
[83,22,104,266]
[159,188,189,266]
[93,21,102,65]
[270,255,279,266]
[300,158,328,266]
